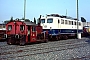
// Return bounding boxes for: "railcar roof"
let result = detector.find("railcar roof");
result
[42,14,78,20]
[24,21,37,26]
[6,20,37,26]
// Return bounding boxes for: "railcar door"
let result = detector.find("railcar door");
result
[30,26,36,42]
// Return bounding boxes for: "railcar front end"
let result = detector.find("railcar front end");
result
[40,14,83,40]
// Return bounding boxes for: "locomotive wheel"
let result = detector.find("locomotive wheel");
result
[58,35,61,40]
[44,39,48,43]
[58,36,61,40]
[20,39,25,46]
[63,35,68,40]
[48,35,52,41]
[56,36,59,40]
[20,36,25,46]
[7,40,12,45]
[7,39,13,45]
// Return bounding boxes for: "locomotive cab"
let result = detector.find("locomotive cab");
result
[6,20,48,45]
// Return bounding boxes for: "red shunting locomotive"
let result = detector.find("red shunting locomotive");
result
[5,20,48,45]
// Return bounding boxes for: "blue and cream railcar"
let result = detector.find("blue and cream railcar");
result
[40,14,83,40]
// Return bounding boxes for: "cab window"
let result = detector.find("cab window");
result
[41,19,45,23]
[8,25,12,30]
[47,18,53,23]
[20,25,25,31]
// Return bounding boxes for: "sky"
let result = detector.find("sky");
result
[0,0,90,23]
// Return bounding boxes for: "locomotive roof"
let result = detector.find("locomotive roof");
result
[6,20,37,26]
[45,14,77,20]
[24,21,37,26]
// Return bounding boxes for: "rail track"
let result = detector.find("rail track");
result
[0,38,90,60]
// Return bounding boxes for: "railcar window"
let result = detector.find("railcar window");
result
[8,25,12,30]
[47,18,53,23]
[65,20,68,24]
[61,19,64,24]
[72,21,73,25]
[32,26,36,32]
[20,25,25,31]
[69,21,72,25]
[41,19,45,23]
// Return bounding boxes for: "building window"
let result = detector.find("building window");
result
[3,25,5,28]
[61,19,64,24]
